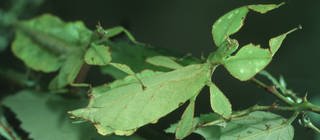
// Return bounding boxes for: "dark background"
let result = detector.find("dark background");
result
[3,0,320,139]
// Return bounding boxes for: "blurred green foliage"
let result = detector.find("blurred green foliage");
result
[1,0,320,140]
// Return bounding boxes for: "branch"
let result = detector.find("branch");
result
[251,78,294,105]
[251,77,320,114]
[201,104,296,127]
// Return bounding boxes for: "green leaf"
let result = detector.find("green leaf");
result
[146,56,183,70]
[209,83,232,118]
[212,3,282,47]
[223,43,271,81]
[175,99,196,139]
[269,27,300,56]
[3,90,97,140]
[85,44,112,66]
[248,3,284,14]
[195,111,294,140]
[11,14,92,72]
[223,27,297,81]
[99,41,168,79]
[100,41,200,79]
[212,7,249,47]
[70,63,211,135]
[109,63,136,75]
[12,31,63,72]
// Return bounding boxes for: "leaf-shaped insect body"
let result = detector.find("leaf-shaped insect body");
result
[70,63,212,135]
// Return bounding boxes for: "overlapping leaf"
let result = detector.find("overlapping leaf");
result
[195,111,294,140]
[70,63,211,135]
[167,111,294,140]
[101,41,200,79]
[12,14,92,72]
[11,14,93,89]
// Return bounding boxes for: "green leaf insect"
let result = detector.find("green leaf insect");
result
[69,63,212,135]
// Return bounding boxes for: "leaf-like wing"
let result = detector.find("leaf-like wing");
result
[70,63,211,135]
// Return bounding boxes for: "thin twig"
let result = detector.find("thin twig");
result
[251,78,294,105]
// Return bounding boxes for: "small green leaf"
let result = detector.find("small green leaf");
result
[209,83,232,118]
[224,43,271,81]
[269,27,300,55]
[110,63,136,75]
[175,99,196,139]
[212,7,249,47]
[70,63,211,135]
[212,3,283,47]
[84,44,112,66]
[224,28,297,81]
[248,3,284,14]
[100,41,200,79]
[146,56,183,70]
